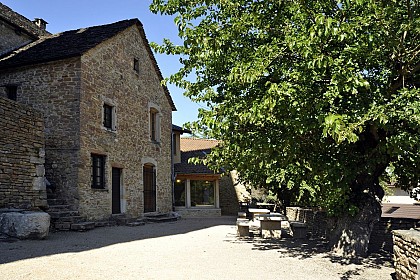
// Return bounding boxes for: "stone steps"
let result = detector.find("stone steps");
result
[46,198,96,232]
[48,210,79,219]
[47,199,67,206]
[71,222,96,231]
[126,221,146,227]
[144,212,180,223]
[48,205,72,212]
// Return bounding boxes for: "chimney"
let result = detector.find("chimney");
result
[33,18,48,30]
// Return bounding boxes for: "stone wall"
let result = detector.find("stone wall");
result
[0,96,47,209]
[370,218,420,253]
[286,207,329,239]
[176,208,221,218]
[219,171,251,215]
[0,58,82,208]
[0,19,33,56]
[393,229,420,280]
[219,175,239,215]
[77,25,173,220]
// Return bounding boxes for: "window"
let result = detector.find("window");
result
[150,108,159,142]
[174,179,185,206]
[92,154,106,189]
[190,180,215,207]
[6,85,17,101]
[103,103,114,130]
[133,58,139,74]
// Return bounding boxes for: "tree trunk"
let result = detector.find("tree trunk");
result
[328,194,381,257]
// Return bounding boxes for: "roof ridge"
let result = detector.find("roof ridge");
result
[0,3,50,37]
[55,18,139,36]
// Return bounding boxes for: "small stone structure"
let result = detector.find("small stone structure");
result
[286,207,329,239]
[0,16,175,221]
[393,229,420,280]
[0,210,50,239]
[290,221,308,239]
[0,96,47,209]
[370,217,420,253]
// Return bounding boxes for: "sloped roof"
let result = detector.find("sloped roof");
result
[180,137,220,152]
[0,19,137,69]
[0,3,50,38]
[175,138,221,175]
[172,124,192,134]
[0,18,176,110]
[382,203,420,220]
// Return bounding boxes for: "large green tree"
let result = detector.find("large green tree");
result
[151,0,420,256]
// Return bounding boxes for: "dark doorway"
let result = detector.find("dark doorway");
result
[143,164,156,213]
[112,167,122,214]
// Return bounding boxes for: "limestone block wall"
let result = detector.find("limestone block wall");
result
[176,208,221,218]
[0,58,82,207]
[393,229,420,280]
[370,218,420,253]
[78,25,172,220]
[0,96,47,209]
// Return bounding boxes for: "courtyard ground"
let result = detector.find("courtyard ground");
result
[0,216,394,280]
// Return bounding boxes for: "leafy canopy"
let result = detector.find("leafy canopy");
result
[151,0,420,214]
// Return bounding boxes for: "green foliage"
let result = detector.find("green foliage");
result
[151,0,420,215]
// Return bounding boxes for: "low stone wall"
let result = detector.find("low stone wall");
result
[175,208,221,218]
[370,218,420,253]
[393,229,420,280]
[0,96,47,209]
[286,207,329,239]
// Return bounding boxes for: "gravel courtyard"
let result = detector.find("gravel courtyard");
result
[0,216,394,280]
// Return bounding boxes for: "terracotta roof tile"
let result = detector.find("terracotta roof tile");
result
[180,137,220,152]
[175,138,221,175]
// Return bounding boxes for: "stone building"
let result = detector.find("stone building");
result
[0,3,49,57]
[0,4,176,221]
[172,136,250,217]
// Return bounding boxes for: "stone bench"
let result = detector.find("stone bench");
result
[290,221,307,239]
[236,219,250,237]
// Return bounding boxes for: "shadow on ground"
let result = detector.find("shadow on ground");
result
[0,216,236,265]
[226,231,394,280]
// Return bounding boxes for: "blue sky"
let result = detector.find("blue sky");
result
[1,0,201,126]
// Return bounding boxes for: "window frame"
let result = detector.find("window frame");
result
[91,154,106,189]
[190,180,215,207]
[150,107,160,143]
[103,103,113,129]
